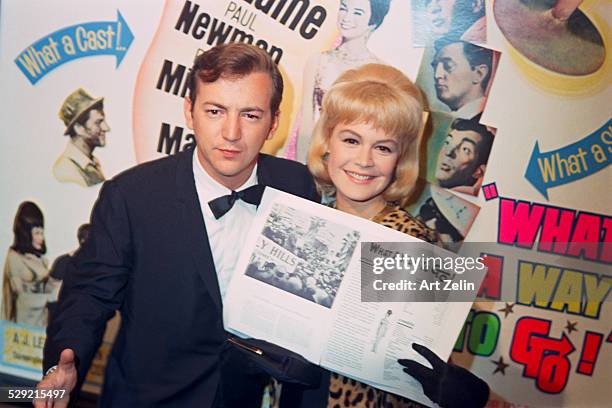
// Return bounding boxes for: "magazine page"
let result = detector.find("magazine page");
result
[321,242,482,405]
[224,188,419,362]
[224,188,485,404]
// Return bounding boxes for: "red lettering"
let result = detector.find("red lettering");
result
[567,213,601,261]
[498,199,545,247]
[537,353,571,393]
[511,318,575,394]
[600,218,612,263]
[478,254,502,299]
[538,208,574,254]
[511,318,551,377]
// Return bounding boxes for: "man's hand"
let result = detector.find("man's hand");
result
[398,343,489,408]
[33,349,77,408]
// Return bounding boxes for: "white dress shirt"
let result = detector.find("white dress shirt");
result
[192,150,259,302]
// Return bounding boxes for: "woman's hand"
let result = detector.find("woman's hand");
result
[398,343,489,408]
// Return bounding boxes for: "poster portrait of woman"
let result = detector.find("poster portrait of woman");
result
[292,0,392,163]
[411,0,487,47]
[2,201,59,327]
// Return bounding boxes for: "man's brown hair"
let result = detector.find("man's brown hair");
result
[187,43,284,114]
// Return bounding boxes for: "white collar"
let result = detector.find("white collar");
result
[453,96,485,119]
[192,149,258,218]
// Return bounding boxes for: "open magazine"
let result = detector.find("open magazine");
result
[224,188,486,405]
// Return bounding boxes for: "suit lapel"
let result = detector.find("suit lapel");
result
[256,154,273,187]
[175,149,223,313]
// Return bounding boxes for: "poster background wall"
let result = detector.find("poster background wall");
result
[0,0,610,405]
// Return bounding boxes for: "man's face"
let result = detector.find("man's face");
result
[184,72,278,190]
[435,128,482,188]
[432,43,481,111]
[425,0,456,36]
[77,109,110,148]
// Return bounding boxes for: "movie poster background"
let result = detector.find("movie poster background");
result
[0,0,609,406]
[0,0,165,391]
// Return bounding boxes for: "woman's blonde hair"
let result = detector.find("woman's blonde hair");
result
[307,63,424,206]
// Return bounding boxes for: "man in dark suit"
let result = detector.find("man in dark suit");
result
[36,43,318,407]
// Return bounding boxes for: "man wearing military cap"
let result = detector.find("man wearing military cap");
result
[53,88,110,187]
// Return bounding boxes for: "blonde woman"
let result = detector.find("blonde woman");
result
[308,64,436,239]
[303,64,489,408]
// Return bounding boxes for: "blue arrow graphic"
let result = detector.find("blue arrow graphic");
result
[525,118,612,200]
[15,10,134,85]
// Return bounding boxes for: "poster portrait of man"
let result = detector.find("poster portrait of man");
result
[433,116,495,195]
[416,40,499,118]
[53,88,110,187]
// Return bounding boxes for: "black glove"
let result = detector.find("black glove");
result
[398,343,489,408]
[227,336,322,388]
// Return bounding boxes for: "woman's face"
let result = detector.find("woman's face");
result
[425,0,456,36]
[31,226,44,250]
[327,121,399,208]
[337,0,374,40]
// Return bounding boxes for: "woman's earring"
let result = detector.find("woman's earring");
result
[322,152,329,161]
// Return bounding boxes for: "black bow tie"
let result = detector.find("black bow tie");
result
[208,184,265,219]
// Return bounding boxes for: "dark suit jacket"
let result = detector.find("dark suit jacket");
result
[44,148,318,407]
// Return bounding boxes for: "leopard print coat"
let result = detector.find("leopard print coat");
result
[371,205,440,244]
